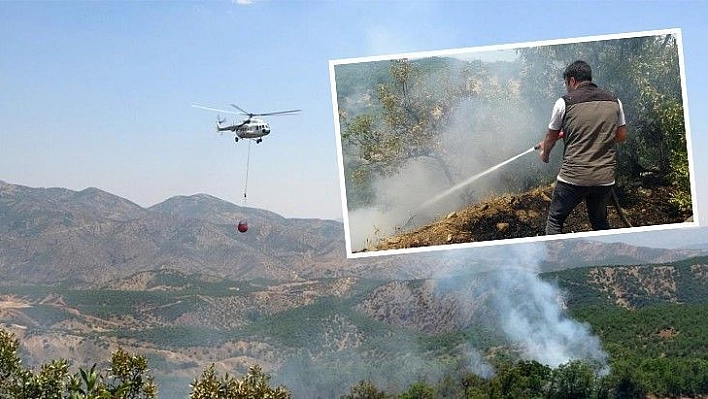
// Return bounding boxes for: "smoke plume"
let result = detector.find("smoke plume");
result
[274,242,609,397]
[435,243,609,372]
[483,243,608,371]
[345,59,557,252]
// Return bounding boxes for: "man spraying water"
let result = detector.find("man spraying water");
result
[399,60,628,239]
[537,60,628,235]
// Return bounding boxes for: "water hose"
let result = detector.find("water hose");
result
[402,144,633,231]
[611,187,633,228]
[537,142,632,227]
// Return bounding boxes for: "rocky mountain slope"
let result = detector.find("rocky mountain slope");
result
[1,180,368,284]
[367,182,693,253]
[1,180,706,288]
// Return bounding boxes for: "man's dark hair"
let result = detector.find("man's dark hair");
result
[563,60,592,83]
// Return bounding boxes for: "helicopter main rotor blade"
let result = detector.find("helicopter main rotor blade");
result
[230,104,251,116]
[257,109,302,116]
[230,104,301,117]
[191,104,242,115]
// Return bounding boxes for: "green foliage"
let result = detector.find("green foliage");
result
[1,328,70,399]
[583,303,708,358]
[338,58,477,207]
[62,290,179,319]
[21,304,75,328]
[1,328,155,399]
[485,360,553,399]
[334,60,394,105]
[242,296,391,348]
[608,366,648,399]
[0,327,22,383]
[547,261,708,307]
[659,97,692,212]
[189,364,291,399]
[397,381,434,399]
[105,348,157,398]
[67,364,112,399]
[337,357,687,399]
[65,349,157,399]
[547,360,596,399]
[341,379,387,399]
[518,33,691,214]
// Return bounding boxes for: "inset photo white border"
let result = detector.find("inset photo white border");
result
[329,28,698,259]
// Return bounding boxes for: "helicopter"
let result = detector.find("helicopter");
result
[191,104,300,143]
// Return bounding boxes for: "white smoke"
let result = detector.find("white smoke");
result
[348,158,466,251]
[437,242,610,375]
[495,269,608,370]
[344,60,552,252]
[274,242,609,396]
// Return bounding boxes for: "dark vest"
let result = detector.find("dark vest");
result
[559,82,620,186]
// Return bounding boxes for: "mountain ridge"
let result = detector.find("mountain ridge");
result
[2,180,707,287]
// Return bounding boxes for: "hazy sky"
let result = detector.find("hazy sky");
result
[1,1,706,226]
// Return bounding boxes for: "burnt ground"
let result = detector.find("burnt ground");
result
[364,177,693,253]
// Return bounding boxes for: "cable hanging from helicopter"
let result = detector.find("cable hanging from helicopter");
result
[237,139,252,233]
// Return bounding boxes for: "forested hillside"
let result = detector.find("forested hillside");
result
[2,258,707,398]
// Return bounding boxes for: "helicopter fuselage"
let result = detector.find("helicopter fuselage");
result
[217,118,271,141]
[193,103,299,144]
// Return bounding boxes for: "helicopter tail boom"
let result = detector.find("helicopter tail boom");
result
[216,123,239,132]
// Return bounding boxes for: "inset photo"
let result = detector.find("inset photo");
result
[330,28,697,258]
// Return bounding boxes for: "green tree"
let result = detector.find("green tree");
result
[189,364,291,399]
[339,58,479,208]
[518,33,690,213]
[397,381,434,399]
[1,327,23,397]
[1,327,70,399]
[1,328,155,399]
[105,348,157,399]
[63,349,157,399]
[547,360,596,399]
[341,379,388,399]
[67,364,109,399]
[487,360,552,399]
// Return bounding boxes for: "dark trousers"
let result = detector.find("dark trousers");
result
[545,181,613,235]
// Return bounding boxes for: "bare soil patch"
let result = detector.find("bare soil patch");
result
[364,180,692,253]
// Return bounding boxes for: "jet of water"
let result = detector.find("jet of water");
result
[405,146,537,227]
